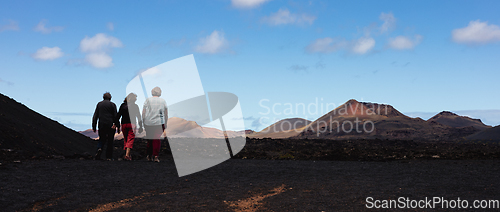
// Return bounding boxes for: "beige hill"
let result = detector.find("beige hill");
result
[248,118,311,139]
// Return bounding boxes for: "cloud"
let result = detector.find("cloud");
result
[289,64,308,73]
[33,20,64,34]
[194,30,230,54]
[107,22,114,31]
[0,78,14,86]
[251,118,266,130]
[231,0,270,9]
[379,12,396,33]
[85,52,113,68]
[306,36,375,55]
[261,8,316,26]
[79,33,123,68]
[388,35,422,50]
[32,47,64,60]
[305,37,347,53]
[80,33,123,53]
[351,37,375,54]
[452,20,500,44]
[315,60,325,69]
[0,19,19,32]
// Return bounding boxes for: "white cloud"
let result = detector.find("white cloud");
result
[379,12,396,33]
[0,20,19,32]
[261,8,316,26]
[351,37,375,54]
[452,20,500,44]
[231,0,270,9]
[306,36,375,55]
[79,33,123,68]
[80,33,123,52]
[305,37,347,53]
[33,20,63,34]
[32,47,64,60]
[195,30,230,54]
[107,22,114,31]
[388,35,422,50]
[85,52,113,68]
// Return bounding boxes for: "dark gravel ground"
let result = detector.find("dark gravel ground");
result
[1,159,500,211]
[2,138,500,211]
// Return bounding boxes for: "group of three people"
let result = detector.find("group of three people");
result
[92,87,168,162]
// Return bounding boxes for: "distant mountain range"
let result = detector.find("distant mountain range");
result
[250,99,496,141]
[80,116,246,140]
[80,99,498,141]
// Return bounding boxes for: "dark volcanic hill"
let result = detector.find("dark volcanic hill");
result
[249,118,312,139]
[428,111,491,130]
[0,93,95,160]
[467,125,500,141]
[297,99,479,140]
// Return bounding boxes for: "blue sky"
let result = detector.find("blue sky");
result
[1,0,500,131]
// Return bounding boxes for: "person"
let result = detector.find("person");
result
[142,87,168,162]
[116,93,143,161]
[92,92,119,160]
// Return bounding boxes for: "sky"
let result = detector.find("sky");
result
[1,0,500,131]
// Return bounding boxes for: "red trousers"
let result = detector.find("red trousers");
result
[122,123,135,150]
[145,124,165,156]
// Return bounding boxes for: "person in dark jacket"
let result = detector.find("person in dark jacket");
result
[92,92,119,160]
[116,93,143,161]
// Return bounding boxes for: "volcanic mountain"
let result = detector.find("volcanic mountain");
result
[0,93,95,159]
[248,118,312,139]
[296,99,479,140]
[427,111,491,130]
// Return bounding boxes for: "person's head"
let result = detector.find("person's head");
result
[103,92,112,100]
[151,87,161,97]
[124,93,137,103]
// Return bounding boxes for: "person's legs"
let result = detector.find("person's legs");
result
[105,128,114,159]
[145,125,153,160]
[152,124,165,162]
[122,123,135,159]
[95,129,106,160]
[122,124,129,151]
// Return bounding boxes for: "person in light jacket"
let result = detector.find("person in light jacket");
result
[142,87,168,162]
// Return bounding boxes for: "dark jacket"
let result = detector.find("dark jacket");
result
[116,102,142,127]
[92,99,118,131]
